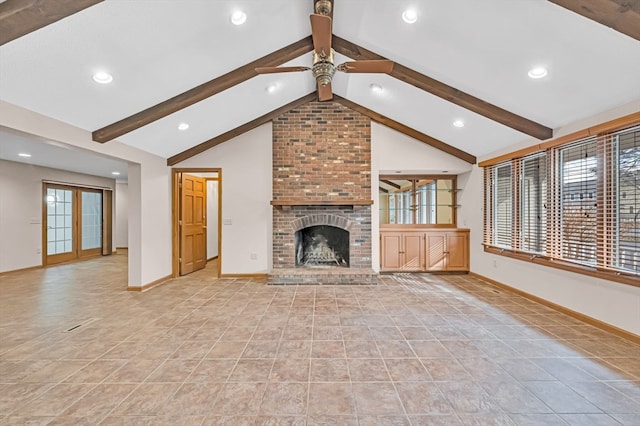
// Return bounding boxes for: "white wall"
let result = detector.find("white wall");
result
[0,101,172,288]
[115,182,128,248]
[0,159,115,273]
[466,101,640,336]
[371,122,474,272]
[178,124,272,274]
[206,180,219,259]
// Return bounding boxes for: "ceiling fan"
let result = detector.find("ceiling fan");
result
[255,0,394,101]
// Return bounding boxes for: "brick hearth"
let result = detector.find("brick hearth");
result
[269,101,377,285]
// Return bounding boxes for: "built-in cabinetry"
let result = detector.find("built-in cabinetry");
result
[380,228,469,272]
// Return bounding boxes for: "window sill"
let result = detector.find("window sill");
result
[484,245,640,288]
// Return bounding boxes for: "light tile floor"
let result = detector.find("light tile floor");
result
[1,252,639,425]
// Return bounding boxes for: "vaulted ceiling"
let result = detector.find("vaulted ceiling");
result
[1,0,639,175]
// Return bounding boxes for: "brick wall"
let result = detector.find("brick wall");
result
[272,101,371,201]
[272,101,373,271]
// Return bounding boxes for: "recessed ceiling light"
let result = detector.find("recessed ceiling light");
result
[230,10,247,25]
[266,83,277,93]
[370,83,383,94]
[92,71,113,84]
[178,122,190,131]
[18,152,32,157]
[452,119,465,128]
[402,9,418,24]
[112,171,121,176]
[528,67,548,79]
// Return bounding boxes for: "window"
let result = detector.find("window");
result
[493,164,512,247]
[483,123,640,284]
[560,141,597,265]
[615,128,640,273]
[521,154,546,253]
[379,176,457,225]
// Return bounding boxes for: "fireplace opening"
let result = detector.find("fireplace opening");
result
[295,225,349,267]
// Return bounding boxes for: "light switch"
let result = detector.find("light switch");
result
[223,219,232,225]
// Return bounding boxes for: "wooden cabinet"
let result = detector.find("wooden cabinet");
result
[380,228,469,272]
[380,232,425,271]
[425,230,469,271]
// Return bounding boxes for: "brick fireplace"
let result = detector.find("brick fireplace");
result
[269,101,377,285]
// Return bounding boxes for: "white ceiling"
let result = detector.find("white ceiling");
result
[1,0,639,178]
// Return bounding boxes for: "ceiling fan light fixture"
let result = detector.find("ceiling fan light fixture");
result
[314,0,332,16]
[402,9,418,24]
[92,71,113,84]
[230,10,247,25]
[528,66,548,79]
[312,60,335,87]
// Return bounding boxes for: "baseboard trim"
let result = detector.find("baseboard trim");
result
[220,273,268,279]
[0,264,43,276]
[127,274,172,292]
[469,272,640,345]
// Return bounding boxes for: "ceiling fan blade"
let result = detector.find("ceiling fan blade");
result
[336,60,394,74]
[317,81,333,101]
[310,14,332,56]
[255,66,310,74]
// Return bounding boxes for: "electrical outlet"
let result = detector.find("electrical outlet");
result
[493,260,497,268]
[36,248,41,254]
[250,253,257,260]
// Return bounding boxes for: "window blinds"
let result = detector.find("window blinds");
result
[483,124,640,277]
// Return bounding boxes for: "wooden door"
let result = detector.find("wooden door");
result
[380,232,402,270]
[402,233,424,270]
[425,232,447,271]
[180,173,207,275]
[446,232,469,271]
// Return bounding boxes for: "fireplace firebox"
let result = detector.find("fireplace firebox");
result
[295,225,349,267]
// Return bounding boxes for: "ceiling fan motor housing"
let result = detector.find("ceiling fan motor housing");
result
[314,0,332,16]
[312,50,336,86]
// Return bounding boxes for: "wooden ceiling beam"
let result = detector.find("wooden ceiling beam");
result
[167,92,317,166]
[334,95,477,164]
[332,36,553,141]
[94,36,314,143]
[548,0,640,41]
[0,0,103,46]
[381,179,401,189]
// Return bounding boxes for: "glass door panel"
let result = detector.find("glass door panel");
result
[45,186,75,264]
[80,191,102,252]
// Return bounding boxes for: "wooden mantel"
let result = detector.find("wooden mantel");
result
[270,199,373,206]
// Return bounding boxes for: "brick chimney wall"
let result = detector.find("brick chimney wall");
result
[272,101,371,200]
[271,101,373,273]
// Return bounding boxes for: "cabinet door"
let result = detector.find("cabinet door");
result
[381,232,403,270]
[402,233,424,271]
[446,232,469,271]
[425,232,446,271]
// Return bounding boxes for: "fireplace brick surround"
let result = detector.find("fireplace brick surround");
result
[269,101,377,285]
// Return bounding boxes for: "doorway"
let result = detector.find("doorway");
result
[172,168,221,277]
[43,183,113,266]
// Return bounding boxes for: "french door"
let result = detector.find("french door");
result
[44,183,111,265]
